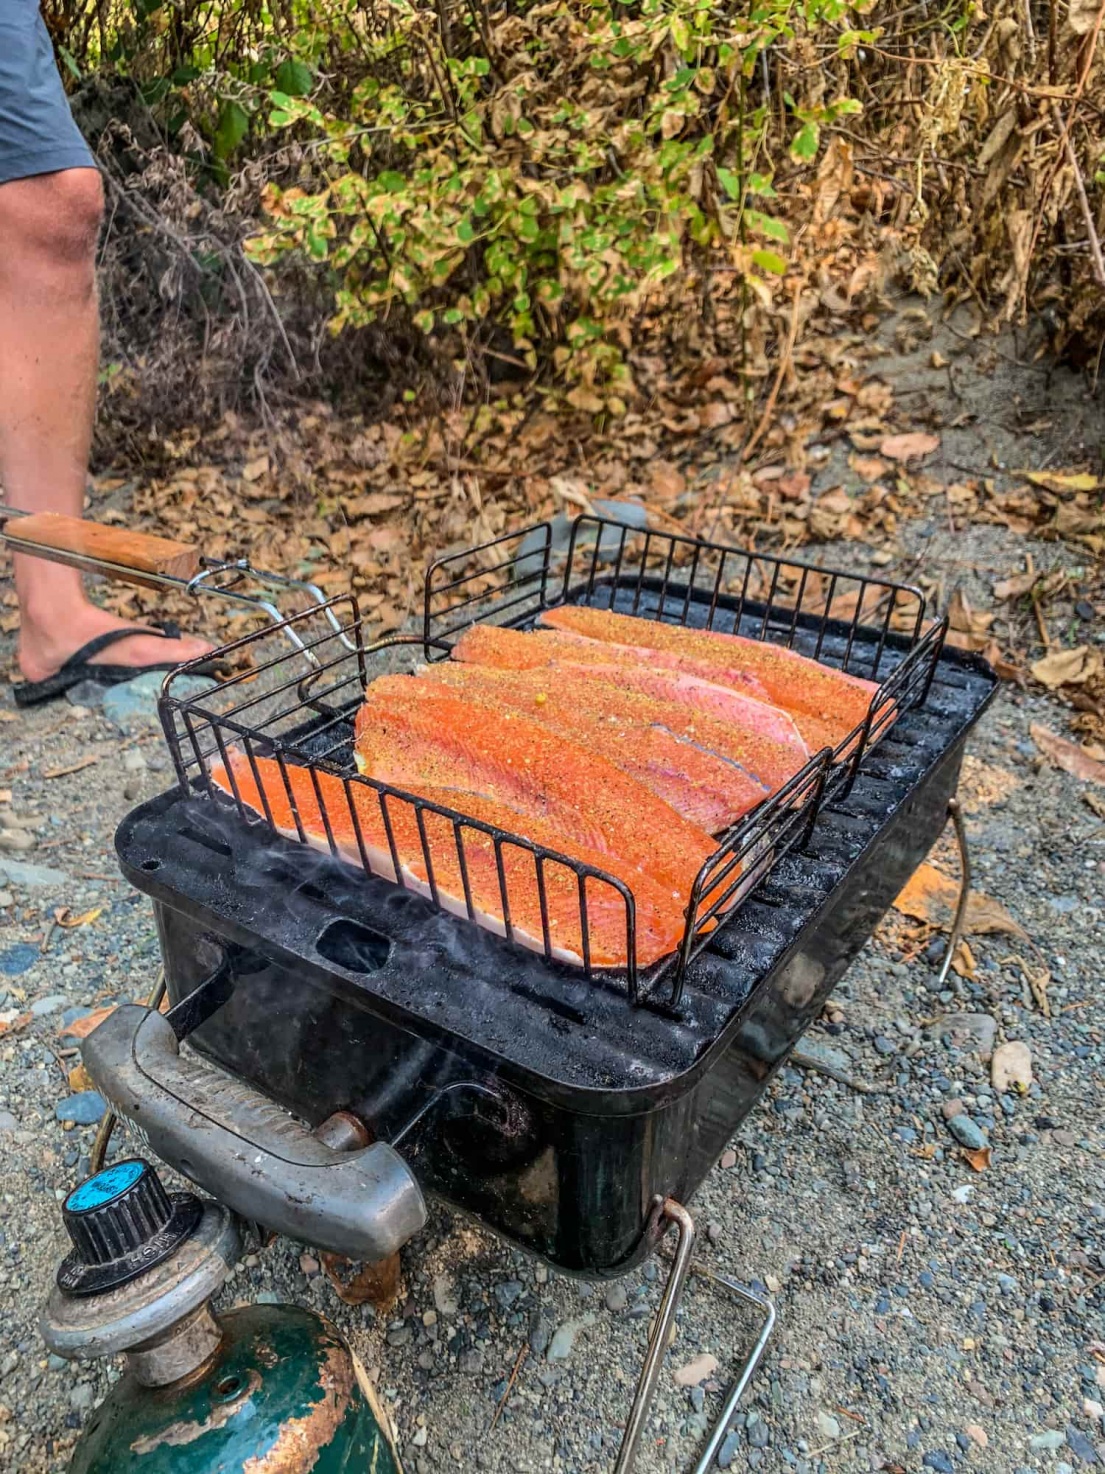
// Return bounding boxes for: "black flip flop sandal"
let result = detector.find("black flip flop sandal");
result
[13,622,220,709]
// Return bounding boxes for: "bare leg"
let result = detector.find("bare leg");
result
[0,168,210,684]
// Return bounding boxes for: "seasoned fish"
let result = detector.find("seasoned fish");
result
[451,624,807,751]
[210,751,688,967]
[416,662,789,830]
[539,605,878,749]
[353,679,716,903]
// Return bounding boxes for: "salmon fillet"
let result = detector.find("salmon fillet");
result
[353,680,716,904]
[210,751,687,967]
[415,662,793,830]
[451,624,807,752]
[539,605,878,749]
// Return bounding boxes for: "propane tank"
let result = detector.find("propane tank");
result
[40,1157,403,1474]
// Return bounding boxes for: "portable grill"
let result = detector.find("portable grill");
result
[67,513,997,1474]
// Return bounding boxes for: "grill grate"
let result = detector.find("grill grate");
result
[160,515,947,1009]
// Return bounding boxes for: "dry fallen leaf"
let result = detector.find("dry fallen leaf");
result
[241,454,270,482]
[1085,791,1105,818]
[961,1146,992,1173]
[893,862,1027,937]
[53,906,103,930]
[1030,646,1102,690]
[59,1005,116,1040]
[1021,468,1099,494]
[1031,723,1105,784]
[880,431,940,462]
[67,1063,95,1093]
[0,1009,32,1038]
[321,1252,400,1311]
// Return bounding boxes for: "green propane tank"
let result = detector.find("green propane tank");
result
[40,1158,402,1474]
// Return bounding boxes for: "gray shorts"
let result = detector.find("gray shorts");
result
[0,4,95,185]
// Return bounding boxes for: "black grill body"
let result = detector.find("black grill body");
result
[119,628,995,1275]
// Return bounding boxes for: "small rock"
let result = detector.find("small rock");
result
[1084,1400,1104,1423]
[299,1254,319,1276]
[604,1283,628,1312]
[432,1273,458,1316]
[816,1412,841,1441]
[941,1098,966,1120]
[547,1322,579,1361]
[747,1416,770,1448]
[30,993,67,1017]
[946,1114,986,1151]
[991,1040,1033,1092]
[951,1185,973,1204]
[0,828,35,853]
[412,1426,428,1448]
[964,1424,988,1448]
[798,1038,854,1076]
[54,1092,107,1125]
[0,856,70,889]
[719,1149,737,1169]
[673,1352,718,1387]
[1065,1427,1099,1464]
[123,748,148,773]
[0,943,39,977]
[528,1312,552,1356]
[494,1280,523,1310]
[1030,1430,1066,1452]
[0,1110,18,1133]
[386,1325,412,1348]
[421,1309,437,1328]
[66,680,107,708]
[706,1222,723,1245]
[932,1012,998,1061]
[69,1384,96,1413]
[922,1453,954,1474]
[716,1430,740,1468]
[0,889,13,908]
[102,671,213,735]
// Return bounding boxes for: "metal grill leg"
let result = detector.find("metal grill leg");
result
[614,1199,776,1474]
[935,798,971,991]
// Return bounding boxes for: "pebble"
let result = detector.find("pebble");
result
[816,1412,841,1441]
[0,889,13,908]
[922,1452,954,1473]
[546,1322,579,1361]
[0,1111,18,1133]
[747,1413,770,1448]
[412,1426,428,1447]
[101,671,213,734]
[432,1274,458,1316]
[934,1012,998,1061]
[0,944,39,977]
[719,1149,737,1169]
[1085,1400,1104,1422]
[54,1092,107,1125]
[299,1254,319,1276]
[1065,1427,1098,1463]
[604,1283,628,1312]
[30,994,67,1017]
[716,1431,740,1468]
[673,1353,718,1387]
[0,829,35,854]
[1030,1429,1067,1451]
[945,1114,987,1151]
[991,1040,1033,1092]
[963,1424,988,1448]
[0,856,70,888]
[123,748,147,773]
[493,1279,523,1310]
[68,1384,96,1413]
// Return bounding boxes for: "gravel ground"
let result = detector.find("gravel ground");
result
[0,312,1102,1473]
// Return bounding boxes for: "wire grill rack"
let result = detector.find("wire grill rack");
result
[160,515,946,1009]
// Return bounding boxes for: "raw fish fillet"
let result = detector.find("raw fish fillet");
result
[454,622,773,701]
[539,605,878,749]
[415,663,789,831]
[451,624,807,752]
[353,680,716,903]
[210,751,687,967]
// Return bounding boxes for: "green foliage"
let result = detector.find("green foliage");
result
[47,0,861,409]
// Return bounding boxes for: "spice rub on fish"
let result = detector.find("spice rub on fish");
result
[451,624,807,753]
[417,661,803,829]
[353,679,715,903]
[538,605,878,750]
[210,751,688,967]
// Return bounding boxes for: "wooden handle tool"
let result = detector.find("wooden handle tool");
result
[1,512,200,590]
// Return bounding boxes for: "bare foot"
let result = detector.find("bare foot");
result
[18,600,213,685]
